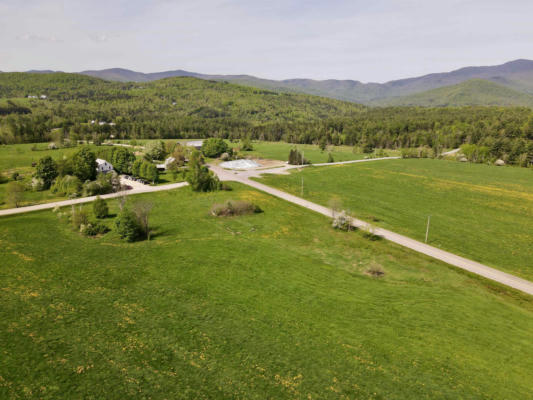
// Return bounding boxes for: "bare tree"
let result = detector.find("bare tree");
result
[328,196,343,218]
[6,181,25,208]
[117,191,127,211]
[132,201,154,240]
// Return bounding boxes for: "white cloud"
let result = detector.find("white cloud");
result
[16,33,63,42]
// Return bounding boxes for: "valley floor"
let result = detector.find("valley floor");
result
[1,184,532,399]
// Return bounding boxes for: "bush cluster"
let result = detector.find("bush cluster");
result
[332,211,353,231]
[288,149,310,165]
[201,138,229,158]
[400,146,434,159]
[210,200,262,216]
[80,222,110,237]
[132,159,159,183]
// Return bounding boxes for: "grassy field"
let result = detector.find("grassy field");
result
[257,158,533,280]
[229,141,375,163]
[0,144,97,209]
[0,143,90,172]
[113,139,377,163]
[0,184,532,399]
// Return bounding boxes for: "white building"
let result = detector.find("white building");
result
[96,159,114,173]
[156,157,176,171]
[40,95,47,99]
[186,140,204,150]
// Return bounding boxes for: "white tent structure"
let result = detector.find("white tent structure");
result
[220,159,261,170]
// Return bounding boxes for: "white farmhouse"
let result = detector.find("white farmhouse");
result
[96,159,114,173]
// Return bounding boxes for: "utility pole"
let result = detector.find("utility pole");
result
[301,150,304,197]
[425,215,431,243]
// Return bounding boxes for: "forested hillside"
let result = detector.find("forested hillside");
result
[1,72,533,165]
[377,79,533,107]
[76,59,533,104]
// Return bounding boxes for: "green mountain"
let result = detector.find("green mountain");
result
[375,79,533,107]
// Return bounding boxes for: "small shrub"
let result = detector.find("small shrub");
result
[115,209,142,242]
[362,143,374,154]
[71,207,89,229]
[241,136,254,151]
[0,173,8,184]
[210,200,262,217]
[92,196,109,218]
[81,221,110,237]
[327,153,334,163]
[332,210,353,231]
[288,149,310,165]
[6,181,26,207]
[366,263,385,277]
[51,175,82,197]
[11,171,20,181]
[83,173,114,196]
[401,146,434,159]
[362,223,381,241]
[31,177,45,191]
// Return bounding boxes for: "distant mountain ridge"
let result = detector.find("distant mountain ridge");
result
[18,59,533,107]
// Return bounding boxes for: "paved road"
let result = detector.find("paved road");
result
[441,148,460,156]
[0,177,188,217]
[220,156,400,179]
[211,164,533,296]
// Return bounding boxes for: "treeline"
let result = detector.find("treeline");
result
[1,73,533,166]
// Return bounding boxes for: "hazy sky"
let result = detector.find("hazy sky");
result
[1,0,533,82]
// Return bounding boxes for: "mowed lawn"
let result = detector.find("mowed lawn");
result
[1,184,532,399]
[228,141,373,163]
[257,158,533,280]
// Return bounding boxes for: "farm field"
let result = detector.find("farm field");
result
[1,184,532,399]
[257,158,533,280]
[0,143,93,172]
[113,139,377,163]
[228,140,373,163]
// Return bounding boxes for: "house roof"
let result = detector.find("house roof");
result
[96,158,112,166]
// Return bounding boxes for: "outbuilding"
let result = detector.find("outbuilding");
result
[156,156,176,171]
[186,140,204,150]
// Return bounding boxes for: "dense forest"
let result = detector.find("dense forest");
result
[1,72,533,165]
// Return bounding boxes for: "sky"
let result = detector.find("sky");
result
[1,0,533,82]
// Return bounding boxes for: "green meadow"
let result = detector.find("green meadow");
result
[229,141,372,163]
[0,184,532,399]
[0,143,90,172]
[257,158,533,280]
